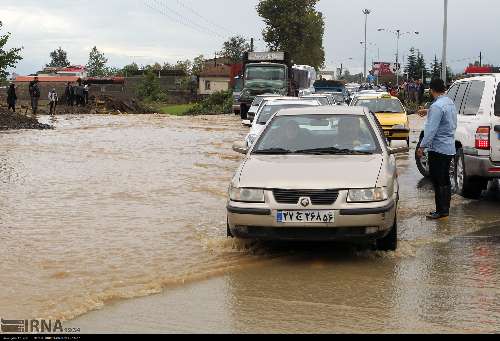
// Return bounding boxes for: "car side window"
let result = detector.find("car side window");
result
[454,82,470,115]
[495,83,500,117]
[462,81,485,116]
[446,84,459,101]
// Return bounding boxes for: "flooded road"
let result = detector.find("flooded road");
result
[1,114,499,333]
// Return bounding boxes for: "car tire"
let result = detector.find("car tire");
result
[415,133,430,178]
[376,218,398,252]
[455,148,487,199]
[227,218,234,238]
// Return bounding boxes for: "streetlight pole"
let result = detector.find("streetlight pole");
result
[363,9,371,81]
[442,0,448,83]
[395,30,401,87]
[378,28,419,87]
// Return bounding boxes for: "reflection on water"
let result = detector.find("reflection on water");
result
[1,114,499,333]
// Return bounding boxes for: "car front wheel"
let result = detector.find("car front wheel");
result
[376,218,398,252]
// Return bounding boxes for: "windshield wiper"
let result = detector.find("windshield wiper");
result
[254,148,293,155]
[295,147,373,155]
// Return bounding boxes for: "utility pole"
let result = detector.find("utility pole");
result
[363,9,371,80]
[250,38,254,52]
[479,51,482,67]
[442,0,448,83]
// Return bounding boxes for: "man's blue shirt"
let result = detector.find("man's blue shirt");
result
[421,95,458,156]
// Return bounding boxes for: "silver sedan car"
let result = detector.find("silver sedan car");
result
[228,106,407,251]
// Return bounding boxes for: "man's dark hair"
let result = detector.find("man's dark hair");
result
[430,78,446,93]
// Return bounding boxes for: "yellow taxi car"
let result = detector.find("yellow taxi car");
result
[351,94,410,146]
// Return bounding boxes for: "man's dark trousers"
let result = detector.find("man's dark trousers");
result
[428,151,453,215]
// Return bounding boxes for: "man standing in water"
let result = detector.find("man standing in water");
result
[417,79,458,220]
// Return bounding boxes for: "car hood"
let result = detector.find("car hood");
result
[375,113,408,127]
[238,154,383,189]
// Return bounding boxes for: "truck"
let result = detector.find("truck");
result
[238,51,313,119]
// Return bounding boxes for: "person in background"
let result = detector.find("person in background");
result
[48,88,58,115]
[417,79,458,220]
[83,83,89,105]
[65,82,73,106]
[416,79,425,104]
[28,76,41,115]
[7,83,17,113]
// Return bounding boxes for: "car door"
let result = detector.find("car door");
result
[491,81,500,162]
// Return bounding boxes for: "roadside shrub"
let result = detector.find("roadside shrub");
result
[186,90,233,115]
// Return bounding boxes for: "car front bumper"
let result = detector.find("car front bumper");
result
[383,128,410,140]
[227,192,397,241]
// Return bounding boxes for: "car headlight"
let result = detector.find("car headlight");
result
[229,185,265,203]
[348,188,389,203]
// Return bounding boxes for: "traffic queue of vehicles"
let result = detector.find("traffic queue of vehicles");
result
[229,66,500,249]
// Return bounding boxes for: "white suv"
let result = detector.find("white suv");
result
[416,74,500,198]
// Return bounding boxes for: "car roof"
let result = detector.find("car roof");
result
[276,106,367,117]
[356,94,397,100]
[256,94,282,98]
[301,94,329,98]
[453,74,500,83]
[266,100,320,106]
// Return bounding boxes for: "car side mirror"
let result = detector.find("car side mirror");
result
[242,120,252,127]
[389,146,409,155]
[232,141,249,155]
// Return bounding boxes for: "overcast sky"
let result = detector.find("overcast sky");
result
[2,0,499,75]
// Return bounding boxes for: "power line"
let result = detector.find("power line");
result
[175,0,234,36]
[144,0,227,40]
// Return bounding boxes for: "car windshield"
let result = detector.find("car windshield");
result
[246,66,285,81]
[257,104,315,125]
[354,98,404,113]
[253,115,380,155]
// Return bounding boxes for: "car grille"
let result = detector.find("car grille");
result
[273,189,339,205]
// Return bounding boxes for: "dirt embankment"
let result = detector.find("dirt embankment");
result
[0,110,53,130]
[0,96,155,130]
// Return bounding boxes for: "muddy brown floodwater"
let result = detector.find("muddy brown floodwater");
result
[1,114,499,333]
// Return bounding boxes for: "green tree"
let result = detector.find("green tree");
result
[47,47,70,67]
[0,21,23,81]
[137,70,166,101]
[220,36,250,63]
[86,46,109,77]
[415,51,428,83]
[430,55,441,80]
[257,0,325,69]
[191,55,205,76]
[404,47,418,80]
[121,62,140,76]
[175,60,192,75]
